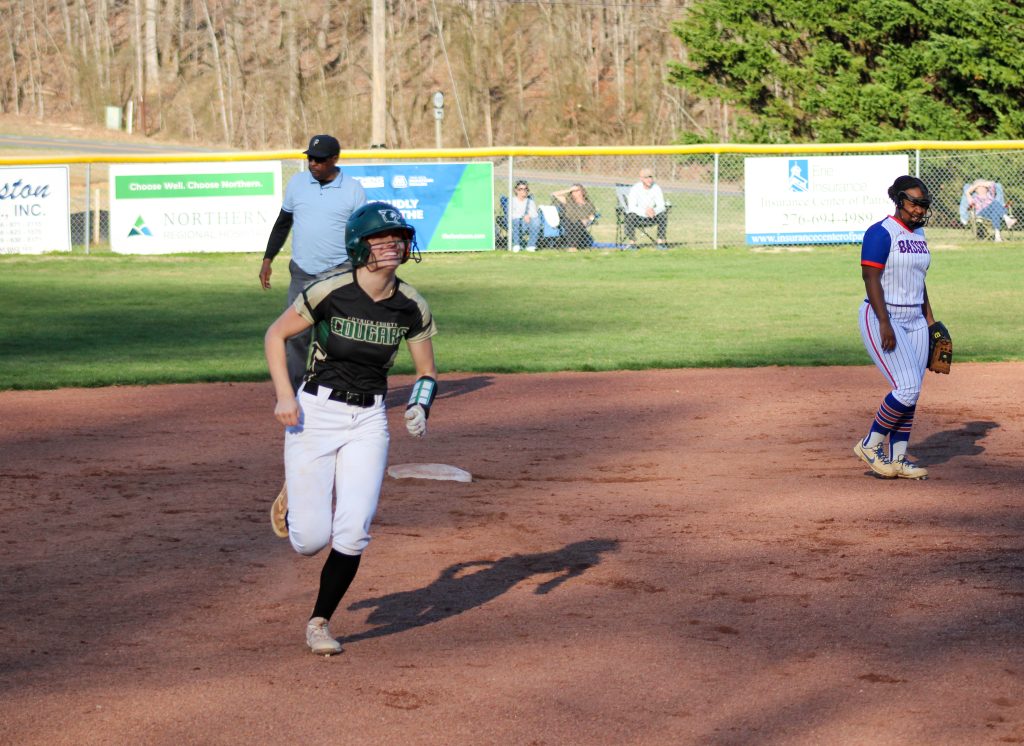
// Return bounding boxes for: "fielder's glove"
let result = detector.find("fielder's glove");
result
[927,321,953,374]
[405,404,427,437]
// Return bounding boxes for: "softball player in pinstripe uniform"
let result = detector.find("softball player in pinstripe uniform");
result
[853,176,936,480]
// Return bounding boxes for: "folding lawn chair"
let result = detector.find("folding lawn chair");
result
[959,180,1015,241]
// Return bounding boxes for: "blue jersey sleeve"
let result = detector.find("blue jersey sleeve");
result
[860,222,890,268]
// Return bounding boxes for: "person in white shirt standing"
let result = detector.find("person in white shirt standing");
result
[625,168,668,247]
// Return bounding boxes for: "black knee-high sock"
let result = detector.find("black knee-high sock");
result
[311,549,361,621]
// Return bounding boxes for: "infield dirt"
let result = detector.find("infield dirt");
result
[1,364,1022,744]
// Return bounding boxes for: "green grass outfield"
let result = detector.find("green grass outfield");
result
[1,241,1021,390]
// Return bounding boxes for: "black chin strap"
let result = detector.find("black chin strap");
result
[896,198,930,230]
[906,209,931,230]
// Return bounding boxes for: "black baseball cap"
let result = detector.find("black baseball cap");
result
[303,135,340,159]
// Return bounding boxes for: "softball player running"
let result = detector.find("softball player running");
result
[854,175,936,480]
[265,202,438,655]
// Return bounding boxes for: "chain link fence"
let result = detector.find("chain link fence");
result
[57,145,1024,253]
[485,148,1024,250]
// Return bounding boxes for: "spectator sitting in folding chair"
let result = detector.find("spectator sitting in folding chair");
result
[624,168,668,247]
[552,183,597,251]
[963,179,1016,241]
[509,180,540,253]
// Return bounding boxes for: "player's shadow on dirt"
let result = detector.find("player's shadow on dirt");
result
[914,420,998,466]
[385,375,494,409]
[343,538,619,644]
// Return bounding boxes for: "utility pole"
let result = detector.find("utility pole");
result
[371,0,386,147]
[433,91,445,149]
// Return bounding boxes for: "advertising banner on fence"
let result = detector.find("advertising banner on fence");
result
[109,162,282,254]
[345,162,494,252]
[0,166,71,254]
[744,155,909,245]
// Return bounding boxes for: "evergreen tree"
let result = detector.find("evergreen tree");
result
[669,0,1024,142]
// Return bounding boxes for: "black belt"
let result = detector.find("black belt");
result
[303,382,377,408]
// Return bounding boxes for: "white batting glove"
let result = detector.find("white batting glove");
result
[404,405,427,438]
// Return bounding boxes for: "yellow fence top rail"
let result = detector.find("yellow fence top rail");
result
[1,140,1024,166]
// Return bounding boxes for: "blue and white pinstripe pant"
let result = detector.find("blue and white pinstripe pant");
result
[858,300,928,407]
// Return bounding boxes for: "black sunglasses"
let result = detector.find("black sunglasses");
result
[308,156,331,164]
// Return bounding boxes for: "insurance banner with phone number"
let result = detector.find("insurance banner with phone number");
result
[345,162,494,252]
[744,154,909,245]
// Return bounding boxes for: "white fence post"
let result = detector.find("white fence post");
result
[506,155,514,252]
[94,188,101,245]
[84,163,91,254]
[712,152,720,250]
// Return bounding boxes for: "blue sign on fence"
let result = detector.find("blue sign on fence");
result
[345,162,495,252]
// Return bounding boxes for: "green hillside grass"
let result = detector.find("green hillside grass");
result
[1,241,1021,390]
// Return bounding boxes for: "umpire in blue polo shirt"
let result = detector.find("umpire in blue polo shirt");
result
[260,134,367,390]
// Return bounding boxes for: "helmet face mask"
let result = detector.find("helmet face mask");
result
[889,177,932,230]
[897,191,931,210]
[896,190,932,229]
[345,202,421,267]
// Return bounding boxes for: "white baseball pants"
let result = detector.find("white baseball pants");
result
[284,385,389,556]
[858,300,928,407]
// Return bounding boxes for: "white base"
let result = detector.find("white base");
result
[387,463,473,482]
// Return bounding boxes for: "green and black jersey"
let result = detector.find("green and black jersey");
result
[293,269,436,395]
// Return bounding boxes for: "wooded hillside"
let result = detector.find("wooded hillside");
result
[0,0,691,149]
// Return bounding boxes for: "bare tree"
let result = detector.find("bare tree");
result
[281,0,298,144]
[58,0,73,50]
[2,17,21,114]
[144,0,160,130]
[0,0,691,149]
[131,0,145,130]
[199,0,230,143]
